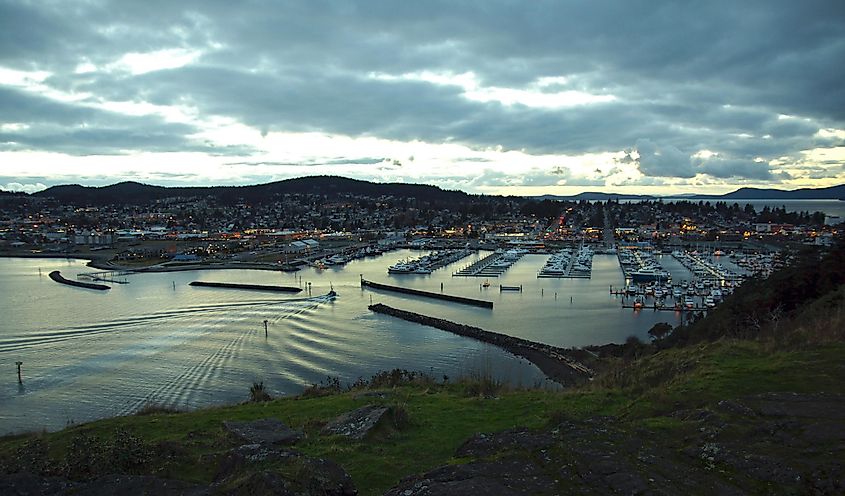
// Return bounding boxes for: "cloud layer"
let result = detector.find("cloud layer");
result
[0,0,843,193]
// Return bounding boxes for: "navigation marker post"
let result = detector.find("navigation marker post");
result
[15,361,22,384]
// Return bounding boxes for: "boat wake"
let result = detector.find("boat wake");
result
[0,295,334,354]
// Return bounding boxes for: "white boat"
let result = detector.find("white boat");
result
[630,267,671,283]
[388,262,415,274]
[328,254,348,265]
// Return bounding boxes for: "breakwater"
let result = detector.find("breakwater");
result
[49,270,110,291]
[361,278,493,308]
[368,303,593,385]
[189,281,303,293]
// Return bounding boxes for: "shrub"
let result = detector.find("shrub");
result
[249,381,272,402]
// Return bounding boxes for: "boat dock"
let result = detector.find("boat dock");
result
[361,278,493,308]
[621,303,708,312]
[368,303,593,385]
[388,249,473,275]
[49,271,110,291]
[453,249,525,277]
[189,281,303,293]
[537,246,593,278]
[672,251,743,282]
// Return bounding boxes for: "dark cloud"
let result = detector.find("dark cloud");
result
[1,0,843,185]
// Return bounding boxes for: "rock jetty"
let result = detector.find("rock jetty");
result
[368,303,594,385]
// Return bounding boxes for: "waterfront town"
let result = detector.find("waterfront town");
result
[0,186,839,271]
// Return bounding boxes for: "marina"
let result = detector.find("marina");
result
[387,249,473,274]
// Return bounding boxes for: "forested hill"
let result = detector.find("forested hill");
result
[31,176,474,206]
[704,184,845,200]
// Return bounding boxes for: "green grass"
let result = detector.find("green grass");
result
[2,341,844,495]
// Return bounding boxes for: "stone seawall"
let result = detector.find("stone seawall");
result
[361,279,493,308]
[189,281,302,293]
[48,271,110,291]
[368,303,593,385]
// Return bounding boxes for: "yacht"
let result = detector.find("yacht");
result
[630,267,671,283]
[388,262,415,274]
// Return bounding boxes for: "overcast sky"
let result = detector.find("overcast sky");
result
[1,1,844,195]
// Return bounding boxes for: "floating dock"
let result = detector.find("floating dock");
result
[453,252,503,277]
[49,271,110,290]
[368,303,593,385]
[189,281,303,293]
[361,278,493,308]
[453,250,525,278]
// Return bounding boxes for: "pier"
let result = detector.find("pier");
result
[453,252,502,277]
[189,281,303,293]
[368,303,593,385]
[622,304,708,312]
[49,271,110,290]
[361,278,493,308]
[78,270,134,284]
[453,250,525,277]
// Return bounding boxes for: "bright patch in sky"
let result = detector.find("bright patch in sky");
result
[370,71,616,108]
[107,48,203,75]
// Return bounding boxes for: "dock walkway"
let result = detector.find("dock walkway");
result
[453,252,503,277]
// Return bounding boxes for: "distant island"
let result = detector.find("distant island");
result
[538,184,845,201]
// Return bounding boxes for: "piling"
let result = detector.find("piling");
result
[15,361,22,384]
[263,319,268,338]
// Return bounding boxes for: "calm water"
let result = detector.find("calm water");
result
[0,251,693,433]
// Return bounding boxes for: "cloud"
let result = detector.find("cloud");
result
[635,139,697,178]
[694,157,774,180]
[2,182,47,193]
[0,1,843,192]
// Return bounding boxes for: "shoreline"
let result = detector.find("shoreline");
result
[0,252,301,273]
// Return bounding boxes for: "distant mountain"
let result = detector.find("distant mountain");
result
[714,185,845,200]
[541,185,845,202]
[32,176,473,205]
[669,185,845,201]
[536,192,657,201]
